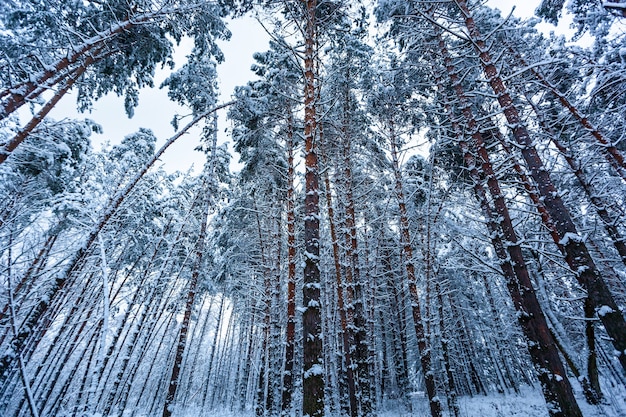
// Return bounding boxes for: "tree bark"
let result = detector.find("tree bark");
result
[455,0,626,372]
[281,109,298,416]
[388,122,441,417]
[435,25,583,415]
[162,146,216,417]
[301,1,324,415]
[341,113,373,417]
[0,61,90,165]
[522,94,626,266]
[320,146,357,417]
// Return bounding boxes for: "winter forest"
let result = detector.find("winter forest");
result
[1,0,626,416]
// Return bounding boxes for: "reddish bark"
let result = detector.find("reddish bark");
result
[0,61,90,165]
[163,145,216,417]
[455,0,626,372]
[301,1,324,415]
[521,95,626,265]
[389,122,441,417]
[320,144,357,416]
[281,110,297,416]
[435,26,582,415]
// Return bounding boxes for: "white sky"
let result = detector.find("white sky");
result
[46,17,271,175]
[36,0,575,175]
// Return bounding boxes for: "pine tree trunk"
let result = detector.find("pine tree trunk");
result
[162,189,211,417]
[524,94,626,265]
[282,109,297,416]
[341,131,373,417]
[203,294,227,410]
[0,57,92,165]
[0,233,57,331]
[435,26,582,415]
[301,0,324,415]
[320,150,357,416]
[455,0,626,373]
[437,285,459,417]
[6,234,39,417]
[584,298,603,404]
[388,123,441,417]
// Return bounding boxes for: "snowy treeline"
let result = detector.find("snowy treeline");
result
[1,1,625,417]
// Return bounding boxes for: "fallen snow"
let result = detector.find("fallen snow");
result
[597,305,615,317]
[74,383,625,417]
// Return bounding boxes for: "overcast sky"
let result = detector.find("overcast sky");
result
[47,16,271,175]
[40,0,572,175]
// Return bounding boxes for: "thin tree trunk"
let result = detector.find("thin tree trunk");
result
[213,302,237,409]
[162,194,210,417]
[320,143,357,417]
[437,284,459,417]
[163,113,221,417]
[0,233,58,329]
[181,294,215,406]
[6,234,39,417]
[388,122,441,417]
[254,205,271,417]
[202,294,226,410]
[281,109,297,416]
[341,128,373,417]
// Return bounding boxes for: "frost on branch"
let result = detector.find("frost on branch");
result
[303,364,324,380]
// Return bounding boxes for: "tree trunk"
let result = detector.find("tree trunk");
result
[301,0,324,415]
[437,285,459,417]
[455,0,626,372]
[0,55,93,165]
[523,94,626,266]
[162,180,212,417]
[435,25,583,415]
[320,147,357,417]
[341,124,373,417]
[388,122,441,417]
[282,109,298,416]
[584,298,603,404]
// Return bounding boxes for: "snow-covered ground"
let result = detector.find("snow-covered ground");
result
[115,378,626,417]
[158,385,626,417]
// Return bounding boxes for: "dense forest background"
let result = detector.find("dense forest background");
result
[1,1,626,416]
